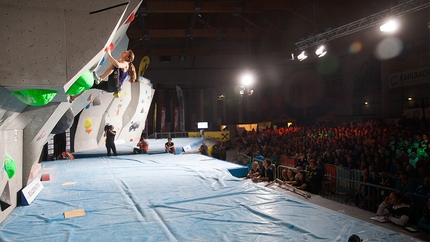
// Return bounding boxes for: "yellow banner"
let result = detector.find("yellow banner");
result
[188,132,200,138]
[187,131,230,141]
[203,131,230,141]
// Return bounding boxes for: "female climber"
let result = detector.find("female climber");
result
[92,47,137,97]
[69,47,137,102]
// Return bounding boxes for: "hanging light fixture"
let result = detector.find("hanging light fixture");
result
[380,19,399,32]
[297,51,308,61]
[315,45,327,58]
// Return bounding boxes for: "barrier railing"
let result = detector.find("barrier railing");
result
[237,151,428,226]
[237,151,252,166]
[279,156,296,167]
[148,132,189,139]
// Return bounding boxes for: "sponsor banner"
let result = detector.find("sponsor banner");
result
[176,86,185,132]
[174,107,179,131]
[389,67,430,89]
[203,131,230,142]
[188,131,230,141]
[403,108,423,119]
[160,107,166,131]
[21,177,44,206]
[188,132,200,138]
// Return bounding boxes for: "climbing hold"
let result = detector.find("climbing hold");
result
[12,89,57,106]
[125,12,135,24]
[4,155,16,179]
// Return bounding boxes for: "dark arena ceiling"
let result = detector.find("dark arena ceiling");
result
[127,0,401,57]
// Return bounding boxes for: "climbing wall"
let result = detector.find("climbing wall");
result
[0,0,143,224]
[117,78,155,142]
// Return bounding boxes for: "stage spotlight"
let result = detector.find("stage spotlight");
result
[315,46,327,58]
[248,89,254,96]
[297,51,308,61]
[380,19,399,32]
[408,97,412,101]
[240,72,254,86]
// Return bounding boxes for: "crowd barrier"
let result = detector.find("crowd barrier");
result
[238,151,429,226]
[278,156,296,167]
[237,151,252,166]
[149,132,189,139]
[321,175,428,225]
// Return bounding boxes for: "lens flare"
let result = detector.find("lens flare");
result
[375,37,403,60]
[349,42,362,54]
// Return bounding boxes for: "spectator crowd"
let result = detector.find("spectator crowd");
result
[237,118,430,230]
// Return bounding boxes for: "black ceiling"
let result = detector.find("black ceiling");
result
[127,0,399,57]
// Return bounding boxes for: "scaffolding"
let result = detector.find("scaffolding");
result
[295,0,430,50]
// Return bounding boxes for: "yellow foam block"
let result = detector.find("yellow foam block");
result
[64,209,85,218]
[61,182,77,186]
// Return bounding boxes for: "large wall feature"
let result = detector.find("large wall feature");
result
[0,0,144,223]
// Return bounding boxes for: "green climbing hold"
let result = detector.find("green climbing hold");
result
[66,83,85,95]
[4,155,16,179]
[12,89,57,106]
[76,70,94,89]
[66,70,94,95]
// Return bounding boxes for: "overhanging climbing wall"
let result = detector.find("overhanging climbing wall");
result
[0,0,143,224]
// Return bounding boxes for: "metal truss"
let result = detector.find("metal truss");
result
[294,0,430,51]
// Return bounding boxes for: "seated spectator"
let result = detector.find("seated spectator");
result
[418,196,430,232]
[165,137,176,155]
[280,168,296,184]
[408,149,419,168]
[57,151,74,160]
[212,142,221,159]
[133,136,148,154]
[199,141,208,156]
[246,161,261,179]
[252,158,274,182]
[293,170,313,193]
[376,190,411,226]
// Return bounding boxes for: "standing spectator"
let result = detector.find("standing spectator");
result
[418,196,430,231]
[415,176,430,207]
[307,159,324,194]
[395,171,415,195]
[354,168,375,210]
[296,152,308,170]
[104,125,117,156]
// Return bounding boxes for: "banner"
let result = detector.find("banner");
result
[160,107,166,131]
[176,86,185,132]
[174,107,179,131]
[402,108,423,119]
[389,66,430,89]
